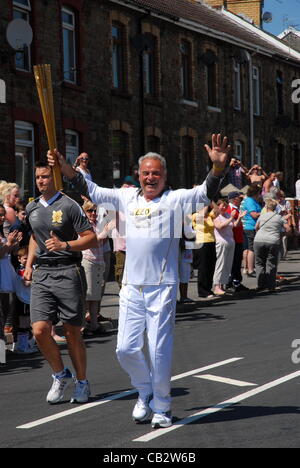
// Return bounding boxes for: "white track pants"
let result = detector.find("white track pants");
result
[116,284,177,413]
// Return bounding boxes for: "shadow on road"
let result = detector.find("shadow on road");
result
[180,403,300,425]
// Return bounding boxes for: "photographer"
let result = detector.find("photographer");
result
[228,157,248,189]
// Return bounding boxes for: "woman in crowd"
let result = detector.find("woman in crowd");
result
[254,198,290,292]
[0,204,22,341]
[73,153,93,182]
[246,165,267,186]
[212,199,245,295]
[1,183,20,234]
[242,184,262,277]
[192,205,216,298]
[81,200,108,335]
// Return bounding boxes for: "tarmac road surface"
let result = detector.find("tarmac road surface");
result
[1,251,300,451]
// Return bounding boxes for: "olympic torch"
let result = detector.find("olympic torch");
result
[33,64,63,191]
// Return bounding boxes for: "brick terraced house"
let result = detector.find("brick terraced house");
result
[0,0,300,198]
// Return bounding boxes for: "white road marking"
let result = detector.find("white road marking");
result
[133,370,300,443]
[195,374,257,387]
[170,357,243,381]
[17,357,243,429]
[16,389,136,429]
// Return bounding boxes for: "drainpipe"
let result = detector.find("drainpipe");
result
[139,21,145,156]
[245,50,254,166]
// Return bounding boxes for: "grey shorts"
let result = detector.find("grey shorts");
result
[244,229,256,252]
[30,264,87,327]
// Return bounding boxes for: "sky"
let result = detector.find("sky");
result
[262,0,300,36]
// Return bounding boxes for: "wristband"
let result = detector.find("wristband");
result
[212,164,224,175]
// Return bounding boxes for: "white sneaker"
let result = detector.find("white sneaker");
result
[132,394,153,422]
[151,411,172,428]
[70,380,90,404]
[46,368,74,404]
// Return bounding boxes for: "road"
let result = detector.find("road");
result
[1,266,300,451]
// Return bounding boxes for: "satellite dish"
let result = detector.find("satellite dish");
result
[6,18,33,50]
[262,12,273,23]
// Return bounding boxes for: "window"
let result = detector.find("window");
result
[65,130,79,166]
[147,135,160,153]
[293,145,299,180]
[207,61,218,108]
[13,0,31,71]
[293,100,299,122]
[112,130,129,186]
[180,40,192,100]
[277,143,284,171]
[234,140,244,160]
[293,77,299,122]
[143,35,156,96]
[15,121,35,200]
[255,146,262,166]
[252,66,261,116]
[62,6,77,83]
[112,23,125,90]
[182,136,194,188]
[276,71,284,115]
[233,60,241,110]
[0,79,5,104]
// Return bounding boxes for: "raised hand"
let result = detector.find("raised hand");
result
[47,149,76,179]
[7,230,22,247]
[204,134,231,175]
[239,210,247,218]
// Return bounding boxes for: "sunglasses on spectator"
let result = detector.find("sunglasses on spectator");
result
[81,158,89,161]
[86,209,97,213]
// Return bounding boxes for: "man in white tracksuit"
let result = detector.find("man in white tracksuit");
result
[48,133,229,428]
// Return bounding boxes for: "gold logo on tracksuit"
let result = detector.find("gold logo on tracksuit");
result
[52,210,63,224]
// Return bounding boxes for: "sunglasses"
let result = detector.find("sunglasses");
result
[81,158,89,161]
[86,209,97,213]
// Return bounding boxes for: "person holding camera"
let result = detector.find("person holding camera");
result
[228,158,248,189]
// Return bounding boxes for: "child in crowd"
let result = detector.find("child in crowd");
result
[13,246,37,354]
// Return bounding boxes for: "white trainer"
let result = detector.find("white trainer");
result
[70,380,90,404]
[132,394,153,422]
[151,411,172,428]
[46,368,74,404]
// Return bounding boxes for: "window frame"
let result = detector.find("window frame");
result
[13,0,32,72]
[112,22,125,90]
[277,143,284,172]
[255,146,262,166]
[180,40,192,100]
[62,6,77,84]
[65,129,79,167]
[146,135,160,153]
[111,129,129,186]
[143,35,157,97]
[14,120,35,199]
[13,0,31,11]
[234,140,244,161]
[233,60,241,111]
[207,60,218,108]
[252,66,261,116]
[276,70,284,116]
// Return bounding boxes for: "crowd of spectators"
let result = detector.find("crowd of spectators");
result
[179,158,299,301]
[1,156,300,361]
